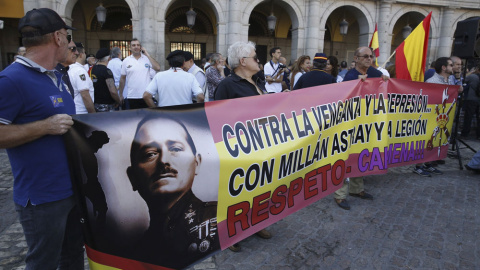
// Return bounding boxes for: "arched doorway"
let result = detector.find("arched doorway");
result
[323,6,369,64]
[248,1,294,65]
[390,12,432,67]
[69,0,133,58]
[165,0,216,68]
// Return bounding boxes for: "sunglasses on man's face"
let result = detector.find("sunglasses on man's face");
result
[58,31,72,43]
[357,54,374,59]
[68,46,77,52]
[243,55,258,61]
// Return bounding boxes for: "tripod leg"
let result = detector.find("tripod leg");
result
[455,138,464,170]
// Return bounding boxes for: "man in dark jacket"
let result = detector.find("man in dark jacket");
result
[293,53,336,90]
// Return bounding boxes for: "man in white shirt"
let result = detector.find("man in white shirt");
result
[264,47,285,93]
[107,47,122,88]
[143,50,204,107]
[183,51,206,89]
[119,38,160,109]
[370,48,390,77]
[107,47,123,106]
[68,42,95,114]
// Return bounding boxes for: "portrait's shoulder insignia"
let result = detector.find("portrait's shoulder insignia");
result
[79,74,86,81]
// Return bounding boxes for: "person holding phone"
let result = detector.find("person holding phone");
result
[118,38,160,109]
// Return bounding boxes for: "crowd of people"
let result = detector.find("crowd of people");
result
[1,7,479,270]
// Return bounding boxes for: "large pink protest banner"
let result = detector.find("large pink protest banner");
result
[65,78,458,269]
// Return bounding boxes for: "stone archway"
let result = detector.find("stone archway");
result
[163,0,219,69]
[319,1,375,47]
[244,0,305,62]
[389,10,435,66]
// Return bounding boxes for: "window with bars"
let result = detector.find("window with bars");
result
[170,42,206,61]
[100,40,131,59]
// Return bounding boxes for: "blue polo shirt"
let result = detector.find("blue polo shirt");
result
[343,66,383,81]
[0,57,76,206]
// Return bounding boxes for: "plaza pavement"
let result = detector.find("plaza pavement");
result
[0,137,479,270]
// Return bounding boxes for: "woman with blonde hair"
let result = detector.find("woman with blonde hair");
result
[290,55,311,90]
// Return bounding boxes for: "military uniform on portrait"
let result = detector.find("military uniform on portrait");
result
[132,190,219,269]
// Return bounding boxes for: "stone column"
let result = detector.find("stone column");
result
[305,0,321,58]
[437,7,456,57]
[156,20,166,70]
[226,0,244,48]
[217,22,227,56]
[378,0,394,65]
[318,29,326,54]
[139,1,155,51]
[23,0,51,12]
[291,27,305,61]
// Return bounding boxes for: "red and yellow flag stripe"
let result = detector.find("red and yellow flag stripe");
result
[395,12,432,82]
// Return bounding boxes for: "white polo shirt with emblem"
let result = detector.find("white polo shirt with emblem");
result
[68,62,94,114]
[121,54,156,99]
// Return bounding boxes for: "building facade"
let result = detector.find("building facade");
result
[1,0,479,70]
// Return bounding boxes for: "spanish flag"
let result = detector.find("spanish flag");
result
[395,12,432,81]
[369,23,379,66]
[85,245,173,270]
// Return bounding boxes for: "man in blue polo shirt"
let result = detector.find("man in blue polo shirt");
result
[0,8,84,269]
[343,46,385,81]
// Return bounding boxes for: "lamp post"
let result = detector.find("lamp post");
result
[339,19,349,37]
[96,3,106,27]
[186,0,197,28]
[402,24,412,39]
[267,13,277,33]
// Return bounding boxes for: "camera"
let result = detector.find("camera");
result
[278,63,287,69]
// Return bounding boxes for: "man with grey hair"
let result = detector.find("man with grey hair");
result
[205,52,225,101]
[107,47,122,89]
[17,46,26,56]
[214,41,271,251]
[214,41,267,100]
[91,48,121,112]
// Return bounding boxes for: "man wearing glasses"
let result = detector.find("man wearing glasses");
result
[214,41,268,100]
[425,57,454,85]
[335,46,380,210]
[214,41,272,252]
[55,35,79,97]
[0,8,84,269]
[343,46,384,82]
[69,42,96,114]
[412,57,456,176]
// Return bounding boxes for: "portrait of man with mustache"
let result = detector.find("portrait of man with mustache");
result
[126,113,219,268]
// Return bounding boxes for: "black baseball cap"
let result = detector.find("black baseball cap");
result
[183,51,194,61]
[167,50,184,60]
[18,8,76,37]
[96,48,110,59]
